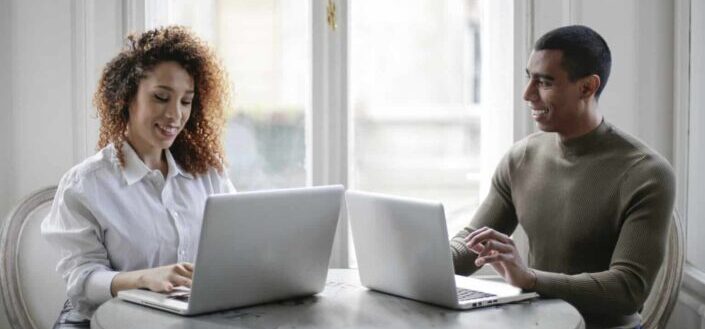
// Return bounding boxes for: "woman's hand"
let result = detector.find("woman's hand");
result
[111,262,194,296]
[464,227,536,290]
[138,263,194,292]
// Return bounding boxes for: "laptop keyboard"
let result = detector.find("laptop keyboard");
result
[456,288,495,301]
[167,290,191,302]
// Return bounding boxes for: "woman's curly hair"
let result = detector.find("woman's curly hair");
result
[95,25,230,175]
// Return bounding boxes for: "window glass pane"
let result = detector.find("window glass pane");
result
[349,0,513,262]
[165,0,311,191]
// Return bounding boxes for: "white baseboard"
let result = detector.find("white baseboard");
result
[668,265,705,329]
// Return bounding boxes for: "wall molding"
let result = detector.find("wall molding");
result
[123,0,146,35]
[678,265,705,328]
[683,265,705,301]
[562,0,581,25]
[71,1,121,161]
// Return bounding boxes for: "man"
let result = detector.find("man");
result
[450,25,675,329]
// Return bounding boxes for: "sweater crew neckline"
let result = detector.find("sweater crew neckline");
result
[557,119,611,157]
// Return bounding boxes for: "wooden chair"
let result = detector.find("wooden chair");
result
[0,186,66,329]
[641,210,685,329]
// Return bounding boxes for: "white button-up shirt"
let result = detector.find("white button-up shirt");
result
[41,143,235,318]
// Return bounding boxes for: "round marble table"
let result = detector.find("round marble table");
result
[92,269,585,329]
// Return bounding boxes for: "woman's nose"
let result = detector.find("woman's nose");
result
[164,101,181,120]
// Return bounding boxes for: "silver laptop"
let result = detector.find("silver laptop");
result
[346,190,538,310]
[118,185,344,315]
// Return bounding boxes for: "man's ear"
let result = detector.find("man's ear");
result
[579,74,601,99]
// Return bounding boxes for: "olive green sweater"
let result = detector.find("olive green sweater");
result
[450,120,675,329]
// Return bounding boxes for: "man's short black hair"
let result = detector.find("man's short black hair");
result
[534,25,612,99]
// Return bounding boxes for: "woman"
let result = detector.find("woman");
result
[41,26,235,328]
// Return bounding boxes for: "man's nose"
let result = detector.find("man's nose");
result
[523,80,538,102]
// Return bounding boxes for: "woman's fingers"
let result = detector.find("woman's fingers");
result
[145,263,195,292]
[162,281,174,292]
[174,263,194,278]
[170,274,192,288]
[169,264,193,287]
[181,262,195,272]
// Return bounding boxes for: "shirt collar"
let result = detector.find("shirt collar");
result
[121,142,150,185]
[120,142,193,185]
[164,148,194,180]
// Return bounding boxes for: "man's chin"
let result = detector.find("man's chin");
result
[535,122,555,133]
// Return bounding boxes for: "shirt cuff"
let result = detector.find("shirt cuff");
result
[84,270,120,304]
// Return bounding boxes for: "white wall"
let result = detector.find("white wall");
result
[582,0,674,161]
[0,2,12,329]
[1,1,73,328]
[0,0,14,226]
[0,1,123,328]
[11,0,74,203]
[0,0,123,221]
[533,0,674,162]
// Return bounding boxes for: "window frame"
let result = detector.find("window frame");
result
[310,0,351,267]
[119,0,531,268]
[678,0,705,300]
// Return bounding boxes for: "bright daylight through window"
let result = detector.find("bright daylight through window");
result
[151,0,515,265]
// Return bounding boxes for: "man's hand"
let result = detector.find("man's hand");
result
[464,227,536,290]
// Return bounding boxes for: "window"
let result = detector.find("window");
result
[347,0,515,265]
[155,0,311,191]
[351,0,485,238]
[146,0,516,267]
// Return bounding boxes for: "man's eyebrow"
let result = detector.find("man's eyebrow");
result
[525,69,555,81]
[156,85,195,94]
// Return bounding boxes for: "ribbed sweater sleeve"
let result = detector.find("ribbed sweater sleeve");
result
[533,155,675,317]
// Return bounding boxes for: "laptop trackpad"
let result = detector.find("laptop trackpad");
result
[455,275,524,297]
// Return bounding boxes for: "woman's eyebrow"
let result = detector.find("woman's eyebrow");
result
[155,85,195,94]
